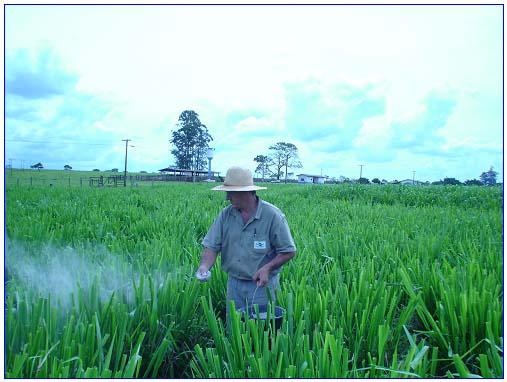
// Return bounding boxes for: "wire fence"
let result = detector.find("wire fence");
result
[5,174,221,188]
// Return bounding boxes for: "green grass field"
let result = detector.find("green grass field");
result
[5,181,503,378]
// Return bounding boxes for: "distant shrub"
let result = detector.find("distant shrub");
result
[465,179,483,186]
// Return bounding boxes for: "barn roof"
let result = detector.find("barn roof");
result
[158,167,219,175]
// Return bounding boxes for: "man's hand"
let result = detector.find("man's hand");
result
[195,268,211,282]
[253,265,270,287]
[196,248,217,282]
[252,252,296,287]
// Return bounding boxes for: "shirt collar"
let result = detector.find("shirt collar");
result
[253,196,263,220]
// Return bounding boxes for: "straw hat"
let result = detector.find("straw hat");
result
[212,167,267,191]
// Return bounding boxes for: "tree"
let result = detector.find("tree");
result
[111,168,119,173]
[93,169,100,172]
[31,162,43,170]
[64,165,72,171]
[170,110,213,171]
[443,177,461,185]
[464,179,483,186]
[358,177,370,184]
[372,178,380,184]
[268,142,302,182]
[480,166,498,186]
[253,155,273,181]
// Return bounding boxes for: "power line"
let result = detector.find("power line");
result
[6,139,115,146]
[6,138,154,149]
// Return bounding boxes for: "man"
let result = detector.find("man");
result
[196,166,296,317]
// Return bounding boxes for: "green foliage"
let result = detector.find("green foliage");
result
[253,155,273,179]
[5,183,503,377]
[464,179,483,186]
[443,177,461,185]
[268,142,302,181]
[170,110,212,171]
[480,166,498,186]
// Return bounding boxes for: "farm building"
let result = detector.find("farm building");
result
[158,167,220,179]
[297,174,327,184]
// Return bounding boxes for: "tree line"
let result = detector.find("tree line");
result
[342,167,499,186]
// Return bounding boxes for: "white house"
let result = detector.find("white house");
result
[297,174,326,184]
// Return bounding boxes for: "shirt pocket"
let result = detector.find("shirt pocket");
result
[248,232,271,257]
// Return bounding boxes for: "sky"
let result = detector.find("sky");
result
[4,4,504,182]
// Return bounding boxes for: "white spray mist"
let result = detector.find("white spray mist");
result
[5,238,186,311]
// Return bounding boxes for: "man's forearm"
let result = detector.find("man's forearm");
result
[198,248,218,272]
[265,251,295,272]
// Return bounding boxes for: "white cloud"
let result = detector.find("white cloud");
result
[4,5,502,181]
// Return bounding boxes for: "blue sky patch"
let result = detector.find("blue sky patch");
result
[285,81,386,148]
[6,47,78,99]
[391,94,456,150]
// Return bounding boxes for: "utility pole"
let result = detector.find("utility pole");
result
[122,139,131,187]
[8,158,13,176]
[412,171,416,185]
[359,164,364,180]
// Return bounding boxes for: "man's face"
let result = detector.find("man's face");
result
[226,191,246,209]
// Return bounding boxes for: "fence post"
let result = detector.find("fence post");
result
[80,178,83,187]
[30,177,33,186]
[17,178,19,186]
